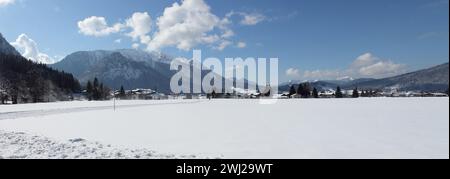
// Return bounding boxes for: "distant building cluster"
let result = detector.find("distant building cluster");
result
[279,83,449,99]
[113,88,168,100]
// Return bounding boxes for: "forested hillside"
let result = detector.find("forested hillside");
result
[0,53,81,104]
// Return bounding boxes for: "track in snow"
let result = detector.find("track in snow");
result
[0,100,203,120]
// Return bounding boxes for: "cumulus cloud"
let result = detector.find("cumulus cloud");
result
[78,12,152,43]
[125,12,152,44]
[148,0,229,51]
[0,0,15,7]
[288,53,407,81]
[285,68,301,78]
[349,53,406,78]
[77,0,266,51]
[11,34,56,64]
[77,16,124,37]
[351,53,377,68]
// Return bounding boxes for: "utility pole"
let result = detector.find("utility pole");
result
[113,88,116,111]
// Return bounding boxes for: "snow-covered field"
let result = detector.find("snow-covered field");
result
[0,130,195,159]
[0,98,448,159]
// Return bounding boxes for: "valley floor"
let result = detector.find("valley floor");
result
[0,98,449,159]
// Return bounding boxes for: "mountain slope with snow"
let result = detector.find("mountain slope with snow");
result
[51,49,221,93]
[345,63,449,91]
[279,63,449,92]
[51,49,176,92]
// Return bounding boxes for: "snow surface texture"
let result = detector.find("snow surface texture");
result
[0,98,449,159]
[0,130,196,159]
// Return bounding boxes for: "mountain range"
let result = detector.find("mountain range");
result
[343,63,449,91]
[51,49,218,93]
[3,32,449,94]
[280,63,449,92]
[54,48,449,93]
[51,49,173,92]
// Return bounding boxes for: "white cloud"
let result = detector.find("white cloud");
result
[214,40,232,51]
[0,0,15,7]
[236,41,247,48]
[78,12,153,43]
[114,39,122,43]
[148,0,228,51]
[11,34,56,64]
[289,53,407,81]
[240,12,266,25]
[351,52,378,68]
[349,53,406,78]
[285,68,301,78]
[357,60,405,77]
[77,0,262,51]
[125,12,152,44]
[77,16,124,37]
[221,29,234,38]
[225,11,266,26]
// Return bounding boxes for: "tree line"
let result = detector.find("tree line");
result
[85,77,110,101]
[0,53,81,104]
[288,82,361,98]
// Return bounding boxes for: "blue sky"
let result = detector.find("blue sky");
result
[1,0,448,82]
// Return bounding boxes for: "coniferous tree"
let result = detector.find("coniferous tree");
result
[93,78,99,100]
[335,86,343,98]
[289,85,296,98]
[302,83,311,98]
[86,81,93,101]
[297,83,311,98]
[312,87,319,98]
[99,83,104,100]
[0,53,80,104]
[352,88,359,98]
[119,85,126,99]
[85,78,110,101]
[297,84,304,97]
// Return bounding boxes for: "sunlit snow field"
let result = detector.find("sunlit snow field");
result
[0,98,448,159]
